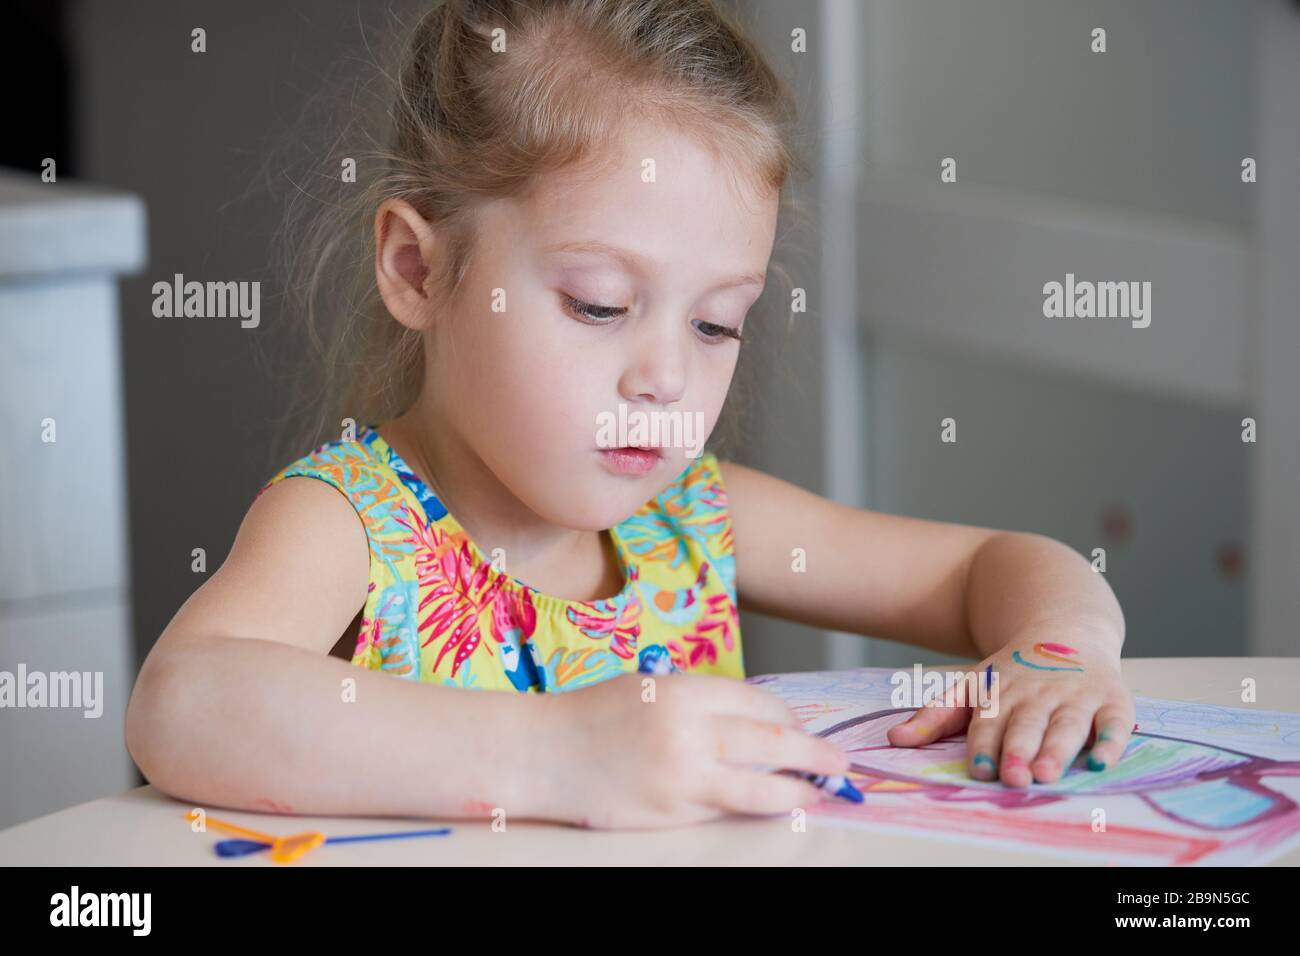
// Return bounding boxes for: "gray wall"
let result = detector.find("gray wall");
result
[861,0,1253,226]
[76,0,429,671]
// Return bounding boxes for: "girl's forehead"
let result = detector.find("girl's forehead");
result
[468,117,778,282]
[522,120,777,218]
[499,166,777,273]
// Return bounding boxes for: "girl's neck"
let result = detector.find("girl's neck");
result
[378,403,626,602]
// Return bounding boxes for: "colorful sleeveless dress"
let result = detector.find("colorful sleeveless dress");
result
[254,423,744,692]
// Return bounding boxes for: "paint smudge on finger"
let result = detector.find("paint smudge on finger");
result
[1038,642,1078,656]
[1011,644,1085,672]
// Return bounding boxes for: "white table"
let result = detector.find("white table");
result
[1,658,1297,865]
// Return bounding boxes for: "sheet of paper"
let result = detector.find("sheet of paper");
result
[747,667,1300,865]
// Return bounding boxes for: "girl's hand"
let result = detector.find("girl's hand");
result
[535,671,850,829]
[886,630,1135,787]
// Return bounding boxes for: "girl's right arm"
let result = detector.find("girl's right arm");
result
[123,476,558,820]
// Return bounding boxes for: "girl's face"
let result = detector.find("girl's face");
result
[407,121,778,532]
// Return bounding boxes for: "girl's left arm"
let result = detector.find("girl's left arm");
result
[720,459,1135,788]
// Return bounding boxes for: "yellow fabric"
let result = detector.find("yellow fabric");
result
[255,422,744,692]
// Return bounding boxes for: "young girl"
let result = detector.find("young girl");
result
[125,0,1133,830]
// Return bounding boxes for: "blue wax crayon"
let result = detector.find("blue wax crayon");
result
[790,771,865,803]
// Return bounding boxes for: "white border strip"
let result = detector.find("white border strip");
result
[1246,1,1300,656]
[820,0,870,669]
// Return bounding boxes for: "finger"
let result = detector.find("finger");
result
[1030,703,1095,783]
[964,700,1009,781]
[900,669,984,742]
[710,715,849,775]
[1085,700,1137,772]
[700,675,805,728]
[998,704,1053,788]
[704,766,828,818]
[887,700,970,747]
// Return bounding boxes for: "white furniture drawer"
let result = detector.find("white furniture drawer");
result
[0,277,131,603]
[0,600,136,831]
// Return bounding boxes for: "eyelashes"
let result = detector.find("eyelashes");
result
[562,294,626,322]
[561,294,743,343]
[698,320,744,343]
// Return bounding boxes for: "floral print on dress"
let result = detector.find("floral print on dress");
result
[254,422,744,692]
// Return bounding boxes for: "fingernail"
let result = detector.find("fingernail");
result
[972,753,996,777]
[1001,753,1029,783]
[1087,753,1107,771]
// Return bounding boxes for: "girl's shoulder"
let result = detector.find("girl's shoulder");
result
[252,424,422,552]
[257,425,392,497]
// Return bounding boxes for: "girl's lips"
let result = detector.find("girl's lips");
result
[597,447,661,476]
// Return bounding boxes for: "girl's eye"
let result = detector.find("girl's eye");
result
[562,294,743,343]
[562,294,626,323]
[693,318,744,343]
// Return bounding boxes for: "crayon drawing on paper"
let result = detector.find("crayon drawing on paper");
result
[747,667,1300,865]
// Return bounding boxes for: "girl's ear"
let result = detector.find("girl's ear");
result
[374,198,443,331]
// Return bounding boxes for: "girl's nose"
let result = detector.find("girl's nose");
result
[618,323,688,406]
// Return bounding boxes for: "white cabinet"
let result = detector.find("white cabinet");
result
[0,171,146,831]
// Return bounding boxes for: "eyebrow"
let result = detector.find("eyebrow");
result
[542,239,767,290]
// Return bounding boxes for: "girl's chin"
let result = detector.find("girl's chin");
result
[546,488,662,531]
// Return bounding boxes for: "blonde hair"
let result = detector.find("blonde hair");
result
[262,0,810,471]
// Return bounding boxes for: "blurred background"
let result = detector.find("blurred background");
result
[2,0,1297,830]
